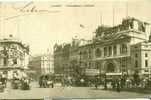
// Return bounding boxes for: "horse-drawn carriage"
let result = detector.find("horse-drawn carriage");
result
[11,77,30,90]
[39,74,54,88]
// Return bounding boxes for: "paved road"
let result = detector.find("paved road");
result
[0,82,149,99]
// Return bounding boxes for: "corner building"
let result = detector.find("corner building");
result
[0,35,30,79]
[54,17,151,78]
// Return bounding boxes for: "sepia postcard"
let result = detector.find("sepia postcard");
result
[0,0,151,99]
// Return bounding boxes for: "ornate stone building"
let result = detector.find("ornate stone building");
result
[54,17,151,78]
[0,35,30,79]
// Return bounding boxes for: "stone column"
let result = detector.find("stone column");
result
[111,46,114,56]
[117,44,120,56]
[102,47,104,58]
[93,48,96,58]
[107,46,109,57]
[0,58,3,66]
[127,43,130,56]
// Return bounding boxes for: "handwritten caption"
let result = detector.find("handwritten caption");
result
[12,2,95,13]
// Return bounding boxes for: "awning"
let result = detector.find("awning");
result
[106,73,122,76]
[0,66,24,70]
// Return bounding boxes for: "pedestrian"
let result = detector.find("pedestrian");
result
[111,79,115,89]
[126,79,130,88]
[95,76,99,89]
[116,79,121,92]
[61,78,65,87]
[104,76,107,90]
[120,77,124,89]
[1,73,7,88]
[51,81,54,88]
[95,82,98,89]
[39,76,43,88]
[80,78,84,86]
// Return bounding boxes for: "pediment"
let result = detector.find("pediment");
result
[114,34,130,40]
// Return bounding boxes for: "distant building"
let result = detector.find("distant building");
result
[28,53,54,79]
[28,55,41,79]
[54,17,151,78]
[41,53,54,74]
[0,35,30,79]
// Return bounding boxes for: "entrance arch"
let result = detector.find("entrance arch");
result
[102,60,120,73]
[106,63,115,73]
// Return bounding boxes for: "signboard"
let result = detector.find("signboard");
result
[106,73,122,76]
[85,69,99,76]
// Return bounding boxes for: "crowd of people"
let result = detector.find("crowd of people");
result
[37,73,151,93]
[39,75,54,88]
[1,71,151,93]
[0,71,31,91]
[11,76,30,90]
[96,75,151,92]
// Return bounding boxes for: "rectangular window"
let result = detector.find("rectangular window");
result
[104,47,107,57]
[135,53,138,58]
[88,62,91,68]
[4,58,7,66]
[135,60,138,67]
[120,44,128,54]
[145,53,148,57]
[109,46,112,56]
[88,49,91,59]
[145,60,148,67]
[95,62,99,69]
[85,62,87,67]
[113,45,117,55]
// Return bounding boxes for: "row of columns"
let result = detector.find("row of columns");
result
[93,43,130,58]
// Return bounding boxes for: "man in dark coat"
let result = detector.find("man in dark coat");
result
[116,78,121,92]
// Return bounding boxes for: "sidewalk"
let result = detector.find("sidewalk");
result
[106,87,151,94]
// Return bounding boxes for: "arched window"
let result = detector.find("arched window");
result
[95,48,102,58]
[120,44,127,54]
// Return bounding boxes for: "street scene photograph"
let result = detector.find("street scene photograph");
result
[0,0,151,99]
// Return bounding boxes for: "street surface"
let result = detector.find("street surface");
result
[0,82,150,99]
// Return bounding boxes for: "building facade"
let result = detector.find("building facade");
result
[0,35,30,79]
[41,53,54,74]
[54,17,151,78]
[28,53,54,79]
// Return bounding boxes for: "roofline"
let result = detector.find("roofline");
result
[0,39,29,50]
[124,16,150,25]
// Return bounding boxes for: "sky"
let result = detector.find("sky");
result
[0,0,151,55]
